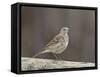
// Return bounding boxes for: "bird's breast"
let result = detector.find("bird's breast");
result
[54,34,69,54]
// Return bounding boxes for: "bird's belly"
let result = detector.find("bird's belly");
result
[51,42,68,54]
[48,36,69,54]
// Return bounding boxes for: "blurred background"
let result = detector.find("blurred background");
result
[21,6,95,63]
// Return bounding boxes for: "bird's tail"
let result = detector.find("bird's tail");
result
[32,50,50,58]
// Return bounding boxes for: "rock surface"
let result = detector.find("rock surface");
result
[21,57,95,71]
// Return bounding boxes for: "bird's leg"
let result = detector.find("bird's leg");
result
[52,53,63,61]
[52,53,60,60]
[57,55,63,61]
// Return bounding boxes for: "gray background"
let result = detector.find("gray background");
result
[21,6,95,62]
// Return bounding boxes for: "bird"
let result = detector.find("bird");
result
[33,27,69,60]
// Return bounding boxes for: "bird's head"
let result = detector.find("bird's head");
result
[60,27,69,34]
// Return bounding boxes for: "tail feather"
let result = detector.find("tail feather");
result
[32,50,50,58]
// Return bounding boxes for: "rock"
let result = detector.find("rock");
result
[21,57,95,71]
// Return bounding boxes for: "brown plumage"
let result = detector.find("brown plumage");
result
[33,27,69,59]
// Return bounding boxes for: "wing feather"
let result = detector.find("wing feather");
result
[46,34,64,48]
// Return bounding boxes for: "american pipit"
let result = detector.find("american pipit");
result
[33,27,69,60]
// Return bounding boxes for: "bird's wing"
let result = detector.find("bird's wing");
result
[46,34,64,48]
